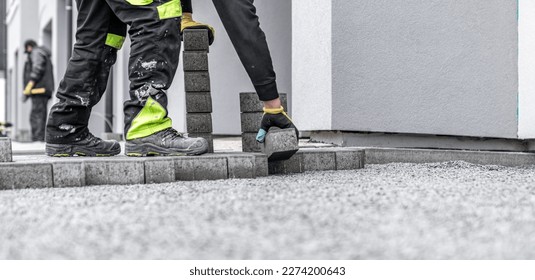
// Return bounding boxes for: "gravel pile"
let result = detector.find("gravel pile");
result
[1,161,535,259]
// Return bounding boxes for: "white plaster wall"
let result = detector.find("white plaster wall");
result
[0,73,5,122]
[292,0,332,131]
[518,0,535,139]
[331,0,518,139]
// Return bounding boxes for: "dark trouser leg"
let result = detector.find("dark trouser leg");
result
[104,0,182,140]
[46,0,126,144]
[182,0,192,13]
[212,0,279,101]
[30,96,49,141]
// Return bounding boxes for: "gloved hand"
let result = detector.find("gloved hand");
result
[256,107,299,143]
[181,13,215,45]
[23,81,35,95]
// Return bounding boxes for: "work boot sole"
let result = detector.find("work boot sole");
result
[46,143,121,157]
[125,142,207,157]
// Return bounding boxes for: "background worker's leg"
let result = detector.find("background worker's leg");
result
[46,0,126,144]
[104,0,182,140]
[30,96,48,142]
[212,0,279,101]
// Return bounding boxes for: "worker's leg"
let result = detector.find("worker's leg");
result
[182,0,192,13]
[212,0,297,142]
[45,0,125,156]
[30,96,48,142]
[212,0,278,102]
[105,0,208,156]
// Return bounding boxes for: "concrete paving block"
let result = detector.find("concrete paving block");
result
[188,133,214,153]
[174,157,195,181]
[187,113,213,133]
[262,128,299,162]
[183,29,210,51]
[240,92,288,113]
[268,153,304,175]
[175,156,228,181]
[53,161,85,188]
[145,159,176,184]
[0,138,12,162]
[186,92,212,113]
[84,159,145,186]
[334,148,366,170]
[300,149,337,171]
[183,51,209,71]
[240,112,263,133]
[0,163,53,189]
[226,154,255,179]
[185,72,210,92]
[253,153,269,178]
[242,133,262,153]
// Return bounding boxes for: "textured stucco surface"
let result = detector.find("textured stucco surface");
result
[332,0,519,138]
[292,0,332,131]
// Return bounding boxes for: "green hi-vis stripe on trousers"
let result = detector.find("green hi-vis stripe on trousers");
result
[126,96,173,140]
[125,0,182,20]
[105,33,126,49]
[158,0,182,19]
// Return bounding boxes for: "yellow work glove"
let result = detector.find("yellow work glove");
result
[181,13,215,45]
[23,81,35,95]
[256,106,299,143]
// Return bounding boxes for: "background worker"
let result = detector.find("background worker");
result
[181,0,298,142]
[46,0,208,157]
[23,40,54,142]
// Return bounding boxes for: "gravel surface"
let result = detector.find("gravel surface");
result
[1,161,535,260]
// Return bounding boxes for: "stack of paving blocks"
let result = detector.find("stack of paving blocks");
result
[183,29,214,153]
[240,92,288,152]
[0,138,12,162]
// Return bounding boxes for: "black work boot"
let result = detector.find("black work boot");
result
[125,128,208,157]
[46,132,121,157]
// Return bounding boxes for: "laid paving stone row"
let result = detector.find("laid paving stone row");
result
[183,29,214,153]
[268,148,366,175]
[0,153,271,190]
[0,138,12,162]
[0,147,366,189]
[239,92,288,153]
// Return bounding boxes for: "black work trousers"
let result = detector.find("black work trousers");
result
[46,0,182,144]
[212,0,279,101]
[30,96,49,142]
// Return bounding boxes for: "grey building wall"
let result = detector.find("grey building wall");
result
[331,0,519,139]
